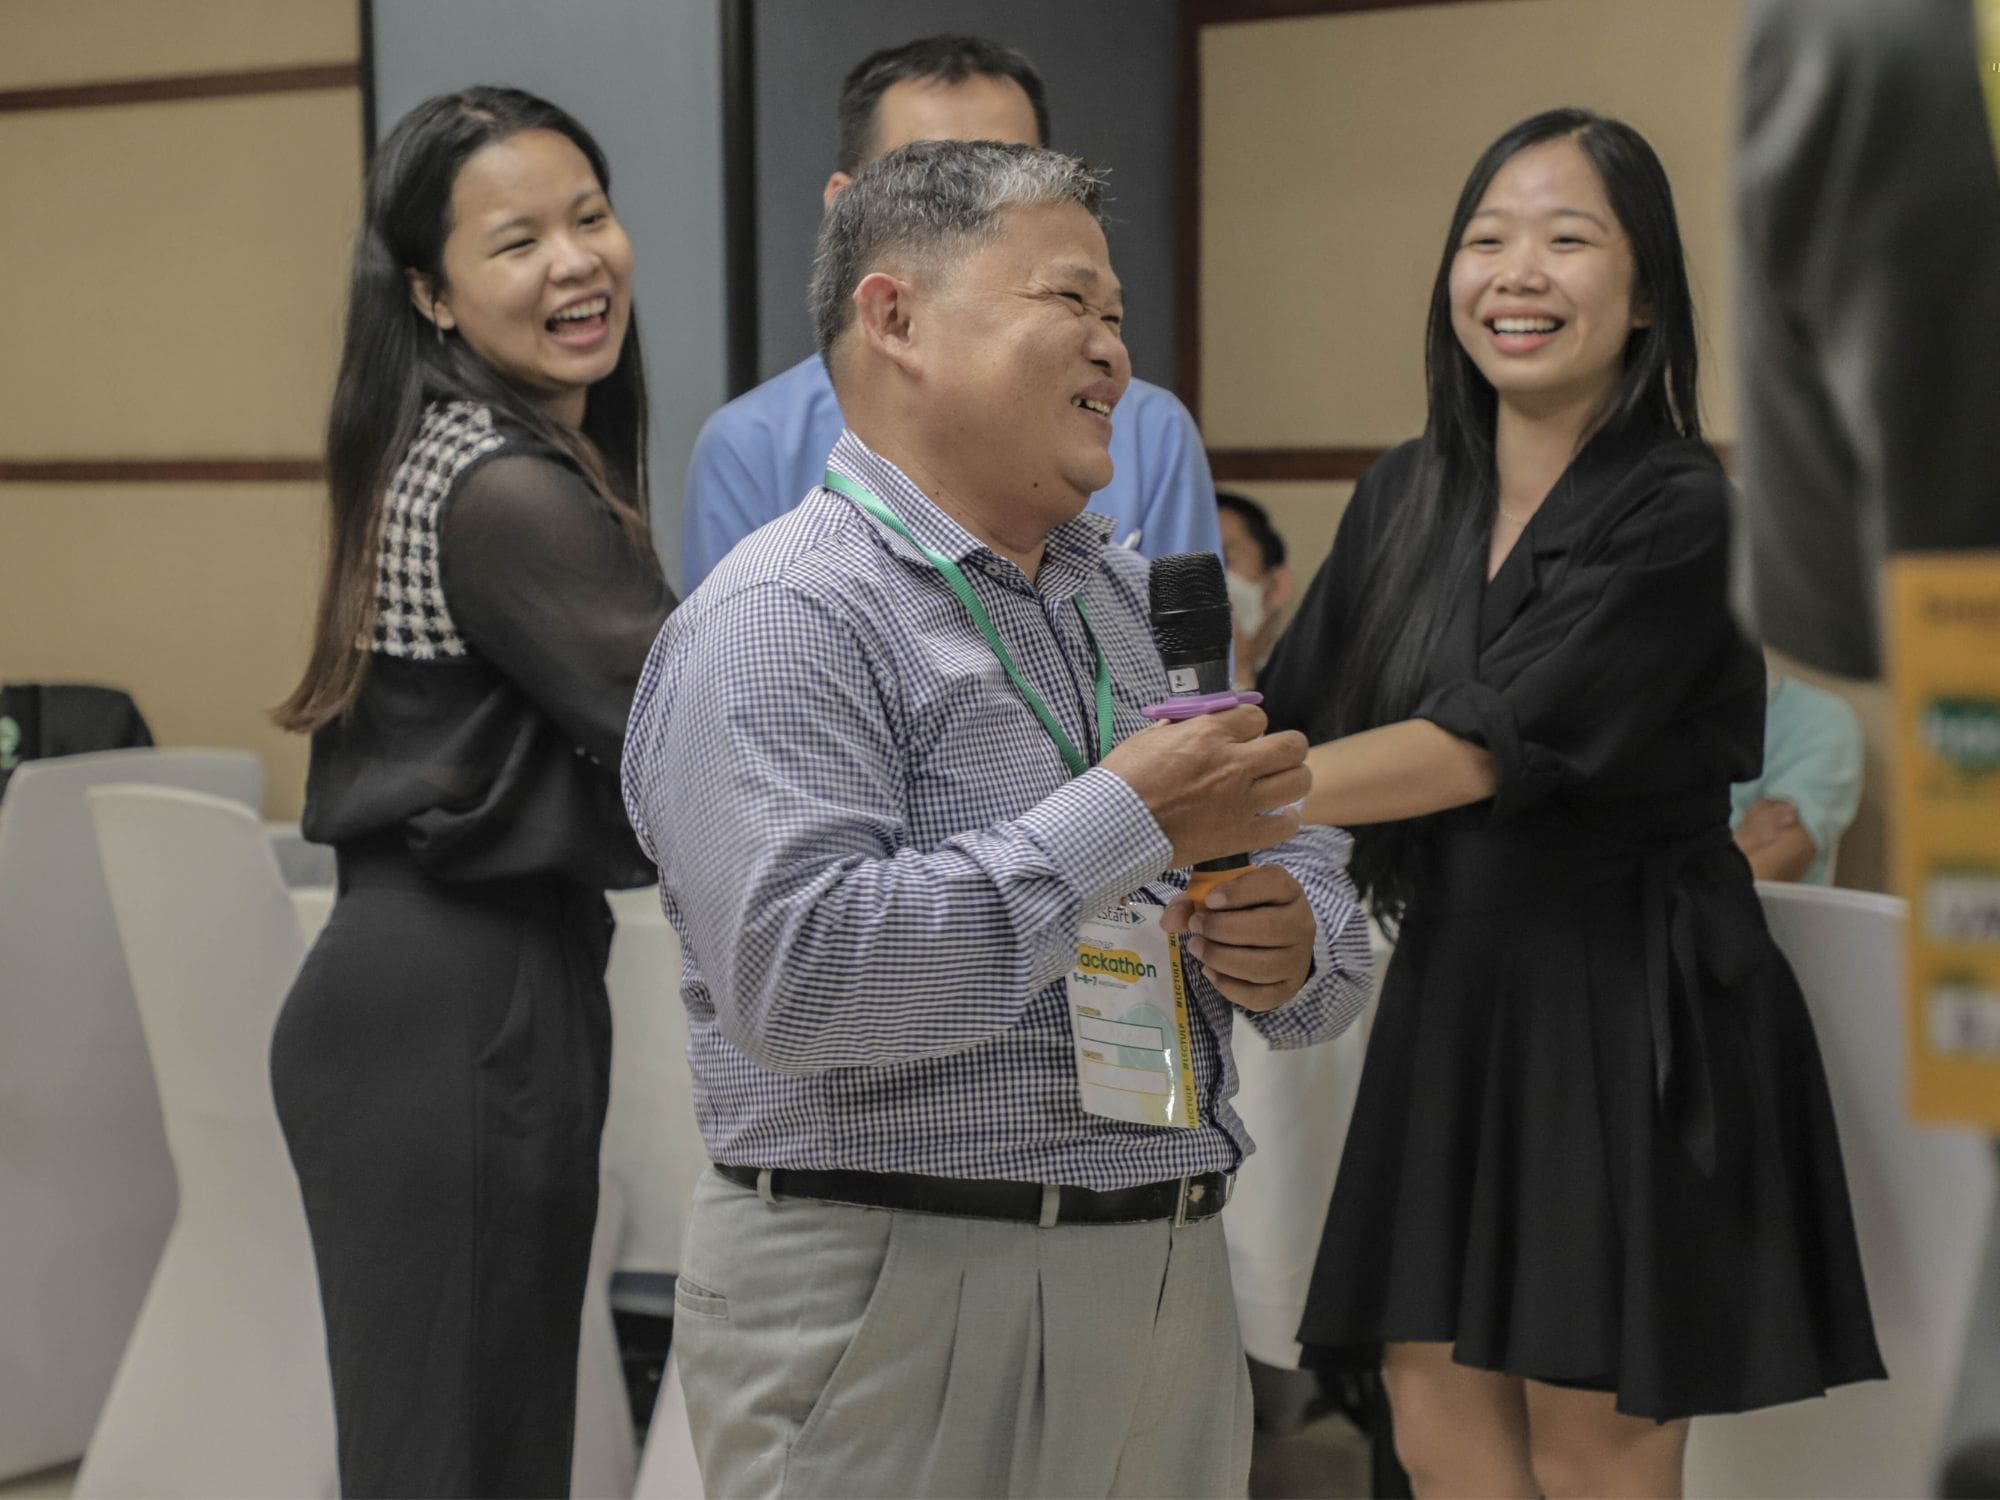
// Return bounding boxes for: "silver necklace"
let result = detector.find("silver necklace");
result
[1496,500,1535,527]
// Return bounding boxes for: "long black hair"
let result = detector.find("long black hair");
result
[279,85,654,733]
[1337,108,1702,926]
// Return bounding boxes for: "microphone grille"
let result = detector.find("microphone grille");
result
[1148,550,1229,616]
[1148,551,1233,662]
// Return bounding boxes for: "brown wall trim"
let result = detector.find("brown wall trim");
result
[0,459,325,484]
[0,63,359,115]
[1190,0,1490,21]
[1210,447,1385,481]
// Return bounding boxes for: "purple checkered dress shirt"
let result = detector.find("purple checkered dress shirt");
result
[622,431,1372,1189]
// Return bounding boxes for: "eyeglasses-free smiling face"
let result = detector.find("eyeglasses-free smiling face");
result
[913,200,1132,547]
[1448,136,1649,421]
[413,127,634,426]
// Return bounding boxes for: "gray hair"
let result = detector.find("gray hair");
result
[809,139,1107,359]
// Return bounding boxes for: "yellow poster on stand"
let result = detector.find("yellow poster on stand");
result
[1888,553,2000,1127]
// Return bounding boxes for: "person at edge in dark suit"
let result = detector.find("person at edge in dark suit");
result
[1736,8,2000,1493]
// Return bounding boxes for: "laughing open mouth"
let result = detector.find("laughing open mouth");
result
[1071,396,1113,416]
[547,296,609,332]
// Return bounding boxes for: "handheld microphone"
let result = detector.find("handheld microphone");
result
[1145,551,1260,905]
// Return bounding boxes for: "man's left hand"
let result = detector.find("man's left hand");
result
[1161,864,1315,1013]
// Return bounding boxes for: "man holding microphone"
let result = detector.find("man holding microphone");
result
[623,139,1370,1497]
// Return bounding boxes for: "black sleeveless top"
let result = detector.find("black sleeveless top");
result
[301,402,675,889]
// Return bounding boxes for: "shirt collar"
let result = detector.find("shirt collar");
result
[826,429,1115,596]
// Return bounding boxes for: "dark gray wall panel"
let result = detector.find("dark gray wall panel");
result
[370,0,726,590]
[751,0,1179,389]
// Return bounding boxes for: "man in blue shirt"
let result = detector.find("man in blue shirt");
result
[680,34,1222,589]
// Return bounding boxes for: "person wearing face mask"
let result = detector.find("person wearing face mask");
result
[1260,109,1881,1497]
[1217,490,1295,689]
[269,88,673,1499]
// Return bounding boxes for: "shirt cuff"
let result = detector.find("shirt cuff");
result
[1015,765,1173,915]
[1241,872,1374,1048]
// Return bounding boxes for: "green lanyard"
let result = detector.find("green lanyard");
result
[825,468,1114,777]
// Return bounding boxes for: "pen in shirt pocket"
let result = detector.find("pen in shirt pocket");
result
[1118,529,1142,550]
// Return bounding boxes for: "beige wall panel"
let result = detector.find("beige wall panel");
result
[0,483,323,819]
[1201,0,1739,449]
[3,0,357,90]
[0,89,358,457]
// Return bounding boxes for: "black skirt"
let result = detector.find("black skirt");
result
[1298,814,1886,1420]
[270,842,614,1497]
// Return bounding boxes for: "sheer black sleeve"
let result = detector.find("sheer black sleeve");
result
[441,453,675,767]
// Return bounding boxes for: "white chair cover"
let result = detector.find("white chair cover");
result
[78,785,336,1499]
[1224,924,1389,1367]
[633,1351,704,1500]
[0,749,260,1482]
[602,887,703,1277]
[573,1175,639,1499]
[1685,883,1995,1498]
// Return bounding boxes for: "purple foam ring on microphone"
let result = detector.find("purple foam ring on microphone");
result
[1140,690,1263,722]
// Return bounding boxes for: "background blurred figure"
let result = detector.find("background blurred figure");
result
[679,33,1222,590]
[1730,661,1864,885]
[270,87,672,1499]
[1734,0,2000,679]
[1737,6,2000,1493]
[1217,490,1294,689]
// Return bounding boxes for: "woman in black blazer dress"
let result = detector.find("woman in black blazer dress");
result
[1260,109,1881,1497]
[269,88,673,1498]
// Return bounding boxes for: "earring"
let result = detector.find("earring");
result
[434,320,445,346]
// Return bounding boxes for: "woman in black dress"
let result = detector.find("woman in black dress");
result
[269,88,673,1498]
[1261,109,1883,1497]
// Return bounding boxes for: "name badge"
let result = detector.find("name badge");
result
[1067,886,1200,1129]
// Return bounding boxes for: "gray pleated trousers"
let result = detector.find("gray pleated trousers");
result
[672,1168,1254,1499]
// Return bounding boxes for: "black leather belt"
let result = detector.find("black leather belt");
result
[713,1163,1232,1227]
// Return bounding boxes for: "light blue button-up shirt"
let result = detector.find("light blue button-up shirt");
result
[1729,673,1864,885]
[679,353,1223,590]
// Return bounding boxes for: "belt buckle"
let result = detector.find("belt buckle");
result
[1171,1172,1234,1227]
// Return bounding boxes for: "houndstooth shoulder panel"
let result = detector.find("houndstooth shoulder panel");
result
[372,401,509,659]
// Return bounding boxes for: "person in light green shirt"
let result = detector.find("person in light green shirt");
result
[1730,668,1863,884]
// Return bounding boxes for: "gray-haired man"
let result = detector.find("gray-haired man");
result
[623,141,1372,1498]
